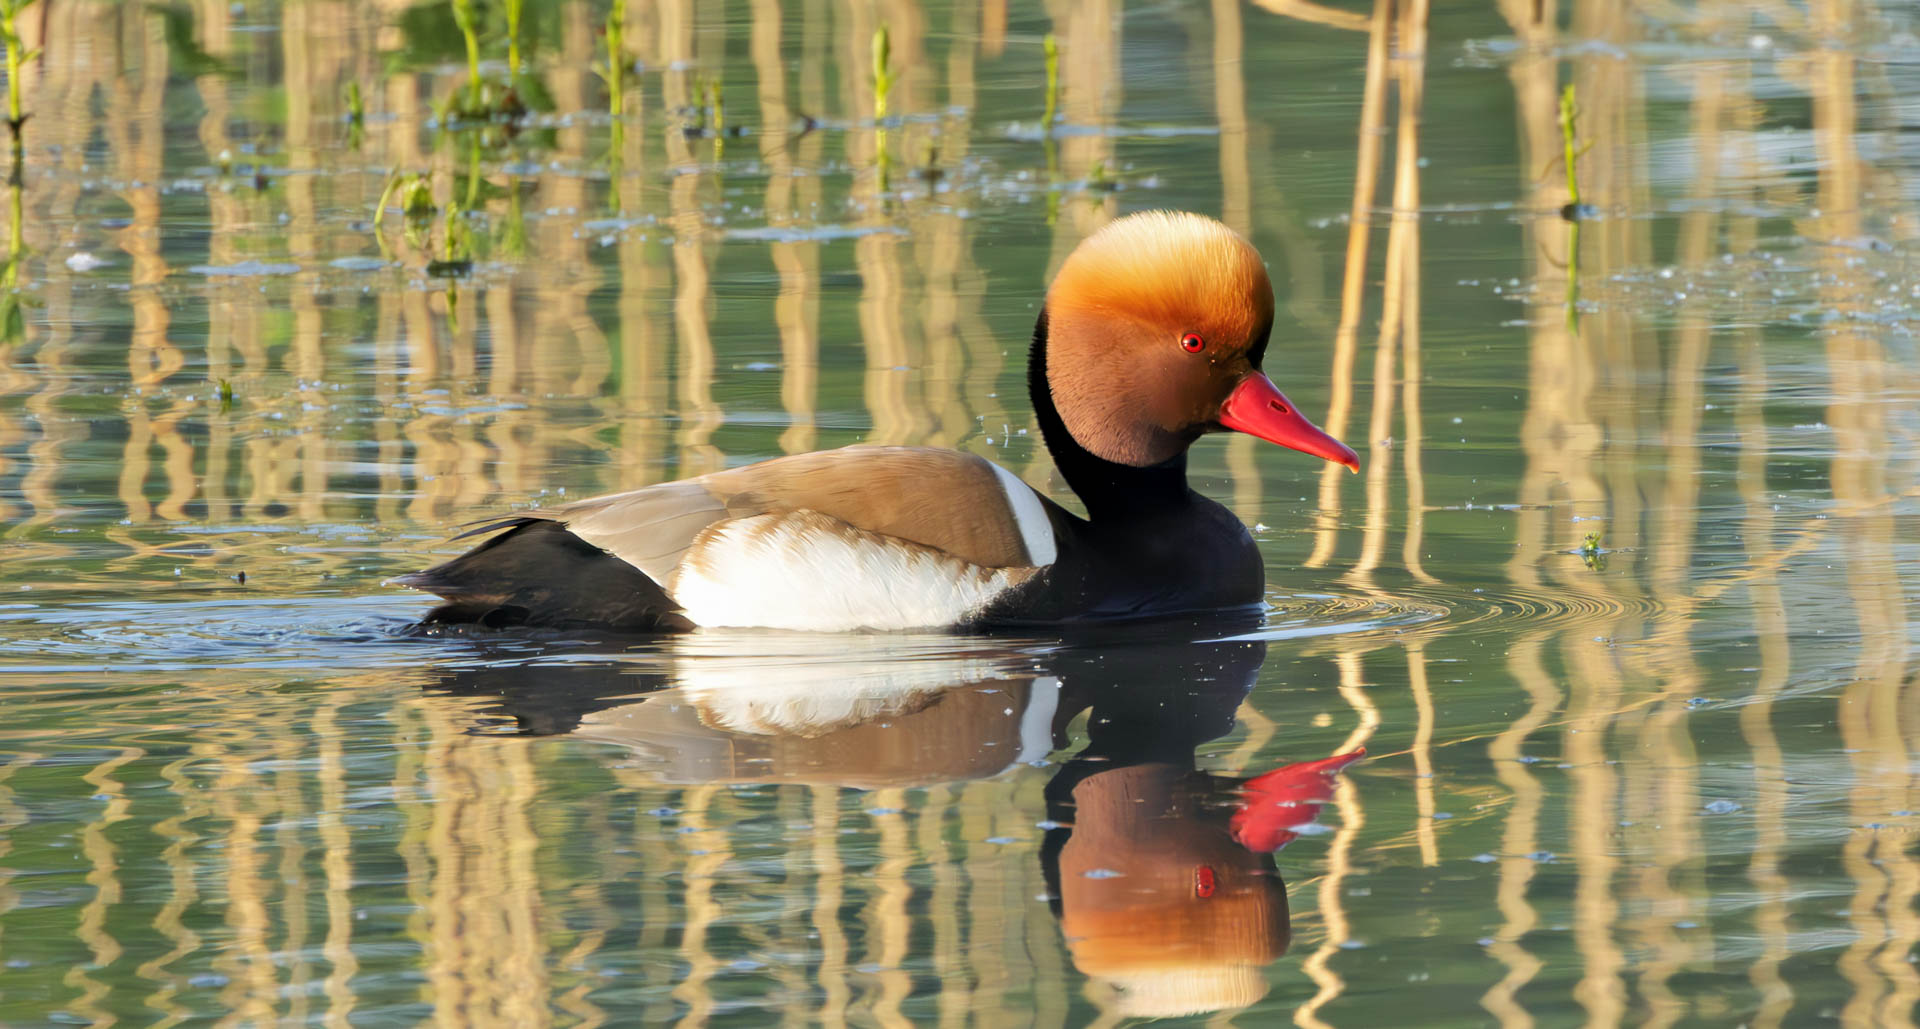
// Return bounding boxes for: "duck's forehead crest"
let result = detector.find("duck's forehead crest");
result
[1048,211,1274,341]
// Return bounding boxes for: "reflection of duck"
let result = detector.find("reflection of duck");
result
[394,212,1358,632]
[1038,646,1360,1019]
[426,632,1055,788]
[427,621,1361,1018]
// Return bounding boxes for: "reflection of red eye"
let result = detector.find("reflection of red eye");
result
[1194,865,1216,898]
[1181,332,1205,353]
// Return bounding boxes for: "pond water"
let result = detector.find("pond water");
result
[1,0,1917,1025]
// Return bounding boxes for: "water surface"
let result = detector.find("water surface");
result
[1,1,1917,1025]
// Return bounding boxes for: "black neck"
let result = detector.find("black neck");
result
[1027,308,1192,520]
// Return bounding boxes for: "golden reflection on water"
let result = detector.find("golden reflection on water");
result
[0,0,1917,1025]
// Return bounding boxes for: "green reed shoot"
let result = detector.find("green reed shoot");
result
[372,168,400,257]
[444,200,468,263]
[504,0,523,79]
[441,199,469,333]
[872,26,891,191]
[600,0,626,210]
[1,0,38,146]
[708,77,725,163]
[0,171,23,344]
[216,378,234,413]
[603,0,625,121]
[4,163,17,261]
[1042,33,1058,138]
[1043,33,1060,225]
[501,177,527,257]
[1559,84,1580,210]
[451,0,482,115]
[345,80,364,149]
[1559,83,1581,328]
[400,173,436,251]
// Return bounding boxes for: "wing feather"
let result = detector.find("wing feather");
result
[408,446,1059,621]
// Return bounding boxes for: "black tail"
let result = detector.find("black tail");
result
[394,520,688,632]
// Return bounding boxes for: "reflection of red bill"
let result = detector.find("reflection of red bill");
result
[1229,749,1367,853]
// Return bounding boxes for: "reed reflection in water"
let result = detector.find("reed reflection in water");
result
[0,0,1915,1025]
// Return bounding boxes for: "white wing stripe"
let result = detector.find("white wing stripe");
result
[988,461,1057,567]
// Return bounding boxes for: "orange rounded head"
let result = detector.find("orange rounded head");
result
[1044,211,1359,471]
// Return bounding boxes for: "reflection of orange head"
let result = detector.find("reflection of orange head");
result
[1057,763,1290,1018]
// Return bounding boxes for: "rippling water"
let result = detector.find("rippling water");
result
[1,1,1918,1025]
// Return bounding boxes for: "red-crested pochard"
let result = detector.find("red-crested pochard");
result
[395,211,1359,631]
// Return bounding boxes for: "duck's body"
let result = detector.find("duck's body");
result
[396,212,1357,632]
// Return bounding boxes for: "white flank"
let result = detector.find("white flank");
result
[987,460,1058,566]
[672,511,1028,631]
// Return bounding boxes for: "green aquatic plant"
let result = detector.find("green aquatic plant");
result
[1086,159,1115,194]
[0,0,36,144]
[451,0,483,115]
[1041,33,1059,139]
[216,377,234,413]
[872,25,891,191]
[372,167,401,257]
[1580,530,1606,571]
[401,174,436,221]
[0,177,27,344]
[915,139,944,187]
[499,176,527,257]
[1042,33,1060,225]
[147,3,236,79]
[601,0,626,122]
[345,80,365,150]
[386,172,435,251]
[598,0,628,210]
[708,76,725,163]
[1557,82,1592,329]
[0,286,25,346]
[430,199,473,275]
[1559,85,1580,213]
[503,0,523,79]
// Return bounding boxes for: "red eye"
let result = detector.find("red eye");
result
[1181,332,1205,353]
[1194,865,1217,898]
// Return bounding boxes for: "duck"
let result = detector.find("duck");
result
[393,210,1359,632]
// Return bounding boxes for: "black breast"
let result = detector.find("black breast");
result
[979,491,1264,624]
